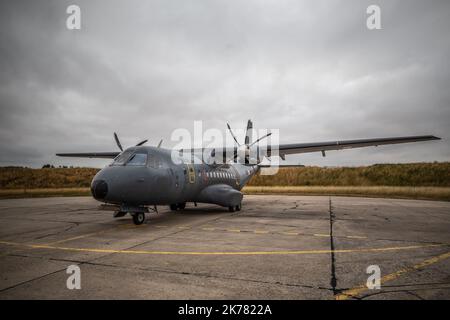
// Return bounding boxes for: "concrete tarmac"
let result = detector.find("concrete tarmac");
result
[0,195,449,299]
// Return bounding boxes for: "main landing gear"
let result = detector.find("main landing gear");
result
[169,202,186,211]
[228,203,242,212]
[132,212,145,225]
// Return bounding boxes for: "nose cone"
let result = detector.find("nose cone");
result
[91,179,108,200]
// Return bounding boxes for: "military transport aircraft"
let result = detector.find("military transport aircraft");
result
[57,120,440,225]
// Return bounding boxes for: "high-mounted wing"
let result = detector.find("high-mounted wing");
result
[181,120,440,163]
[56,152,120,159]
[56,132,153,159]
[275,135,440,157]
[180,135,440,163]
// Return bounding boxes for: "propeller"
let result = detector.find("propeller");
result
[114,132,123,151]
[135,139,148,146]
[226,123,241,146]
[244,120,253,145]
[249,132,272,147]
[226,119,271,164]
[113,132,153,151]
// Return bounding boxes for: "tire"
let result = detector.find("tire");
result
[132,212,145,225]
[169,204,178,211]
[228,206,236,212]
[235,203,241,211]
[177,202,186,210]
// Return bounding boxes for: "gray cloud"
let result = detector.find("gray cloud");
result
[0,0,449,168]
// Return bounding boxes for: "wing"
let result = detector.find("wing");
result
[56,152,120,159]
[180,135,440,162]
[275,135,440,156]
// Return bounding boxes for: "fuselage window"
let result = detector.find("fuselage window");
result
[126,153,148,166]
[147,154,153,167]
[148,154,163,168]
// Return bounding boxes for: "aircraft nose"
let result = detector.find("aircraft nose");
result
[91,179,108,200]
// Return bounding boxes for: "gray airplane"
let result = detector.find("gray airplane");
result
[57,120,440,225]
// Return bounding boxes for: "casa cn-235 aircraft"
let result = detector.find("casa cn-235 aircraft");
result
[57,120,440,225]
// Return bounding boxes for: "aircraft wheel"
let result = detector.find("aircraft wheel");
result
[169,204,178,211]
[132,212,145,225]
[228,206,236,212]
[235,203,241,211]
[177,202,186,210]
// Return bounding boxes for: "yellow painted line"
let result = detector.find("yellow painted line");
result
[154,225,168,228]
[253,230,269,234]
[314,234,330,237]
[0,240,445,256]
[201,227,216,231]
[227,229,241,233]
[346,236,367,239]
[335,251,450,300]
[282,232,299,236]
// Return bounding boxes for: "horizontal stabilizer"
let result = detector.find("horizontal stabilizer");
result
[258,164,305,168]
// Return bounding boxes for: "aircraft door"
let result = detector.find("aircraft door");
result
[187,164,195,184]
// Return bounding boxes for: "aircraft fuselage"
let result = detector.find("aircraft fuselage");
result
[90,146,257,209]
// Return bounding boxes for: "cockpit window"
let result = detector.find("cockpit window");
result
[126,153,148,166]
[111,150,133,166]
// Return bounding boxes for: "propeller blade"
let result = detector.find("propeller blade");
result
[157,139,163,148]
[114,132,123,151]
[249,132,272,147]
[244,119,253,145]
[135,139,148,146]
[227,123,241,146]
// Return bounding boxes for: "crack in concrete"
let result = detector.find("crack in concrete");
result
[32,222,80,240]
[4,252,333,293]
[0,211,242,294]
[0,267,68,293]
[357,286,450,300]
[329,197,338,296]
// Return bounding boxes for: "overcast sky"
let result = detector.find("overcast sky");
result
[0,0,449,168]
